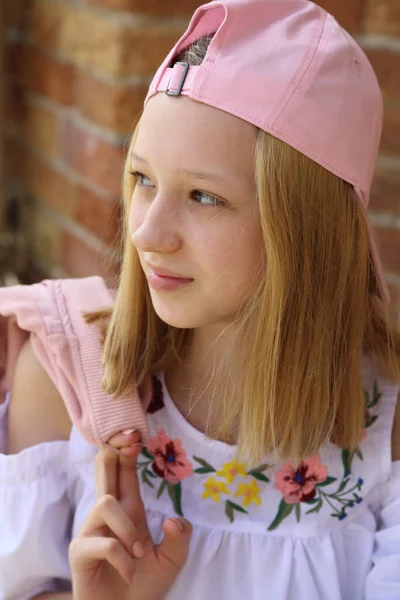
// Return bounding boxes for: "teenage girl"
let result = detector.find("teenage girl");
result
[1,1,400,599]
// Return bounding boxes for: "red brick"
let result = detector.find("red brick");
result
[370,167,400,216]
[318,0,365,32]
[28,48,76,106]
[374,228,400,274]
[84,0,202,18]
[4,137,26,181]
[76,71,146,134]
[26,102,60,158]
[30,0,64,51]
[380,104,400,157]
[4,79,27,138]
[75,185,121,246]
[30,210,62,270]
[24,153,77,216]
[5,84,59,157]
[60,231,118,284]
[60,116,125,196]
[364,0,400,35]
[364,48,400,101]
[122,26,189,77]
[31,0,185,77]
[4,41,28,80]
[4,0,33,31]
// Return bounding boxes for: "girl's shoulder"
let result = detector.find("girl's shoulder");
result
[6,336,73,455]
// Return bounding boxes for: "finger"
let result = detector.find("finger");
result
[157,518,193,571]
[107,429,141,449]
[69,535,136,587]
[78,494,139,555]
[95,447,119,499]
[117,448,149,532]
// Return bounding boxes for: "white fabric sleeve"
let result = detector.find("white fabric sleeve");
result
[0,392,73,600]
[365,460,400,600]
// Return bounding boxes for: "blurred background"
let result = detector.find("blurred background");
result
[0,0,399,327]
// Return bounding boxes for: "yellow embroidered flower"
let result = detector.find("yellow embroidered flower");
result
[202,476,231,503]
[216,460,247,484]
[234,479,262,507]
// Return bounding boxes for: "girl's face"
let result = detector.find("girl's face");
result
[129,93,263,330]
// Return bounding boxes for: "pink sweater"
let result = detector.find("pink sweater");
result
[0,276,152,453]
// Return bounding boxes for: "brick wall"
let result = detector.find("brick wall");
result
[3,0,400,325]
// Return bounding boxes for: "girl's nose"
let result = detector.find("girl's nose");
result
[129,197,181,253]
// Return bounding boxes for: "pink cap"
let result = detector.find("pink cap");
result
[144,0,390,303]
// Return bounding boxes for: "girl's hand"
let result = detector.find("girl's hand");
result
[69,430,193,600]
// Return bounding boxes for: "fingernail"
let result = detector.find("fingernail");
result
[132,540,144,558]
[122,429,136,435]
[169,518,184,532]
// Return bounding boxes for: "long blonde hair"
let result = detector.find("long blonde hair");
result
[85,37,400,467]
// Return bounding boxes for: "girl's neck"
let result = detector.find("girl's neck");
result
[164,325,238,444]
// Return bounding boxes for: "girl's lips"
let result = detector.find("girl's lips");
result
[147,268,194,291]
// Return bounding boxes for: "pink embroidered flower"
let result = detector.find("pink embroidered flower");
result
[274,454,329,504]
[359,429,367,444]
[147,429,193,484]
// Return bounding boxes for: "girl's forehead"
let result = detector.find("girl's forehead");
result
[136,94,257,178]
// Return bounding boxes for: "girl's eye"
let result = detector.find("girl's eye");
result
[191,190,224,208]
[131,171,154,187]
[130,171,224,208]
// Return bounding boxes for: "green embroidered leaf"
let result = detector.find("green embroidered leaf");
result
[141,448,154,460]
[193,456,215,472]
[267,499,295,531]
[225,500,248,523]
[157,479,168,499]
[316,476,337,488]
[168,482,183,516]
[366,415,378,428]
[342,449,353,477]
[295,503,301,523]
[194,467,215,474]
[137,461,152,468]
[355,448,364,460]
[146,469,157,478]
[248,471,270,482]
[141,469,155,488]
[247,463,271,474]
[305,498,323,515]
[227,500,248,514]
[336,477,350,494]
[305,497,320,505]
[225,500,234,523]
[368,381,382,409]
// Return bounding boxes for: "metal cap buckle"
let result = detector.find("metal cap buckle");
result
[166,62,189,96]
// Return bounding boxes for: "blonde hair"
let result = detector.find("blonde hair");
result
[85,37,400,467]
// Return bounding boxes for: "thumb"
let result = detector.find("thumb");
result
[156,518,193,572]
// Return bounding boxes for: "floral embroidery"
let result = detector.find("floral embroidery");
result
[195,457,270,522]
[139,376,382,529]
[234,479,262,507]
[138,430,193,515]
[268,454,365,530]
[202,476,230,502]
[274,455,328,504]
[147,429,193,484]
[216,460,247,483]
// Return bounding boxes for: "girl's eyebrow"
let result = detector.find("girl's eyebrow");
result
[131,151,228,184]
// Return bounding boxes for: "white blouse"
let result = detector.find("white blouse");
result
[0,368,399,600]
